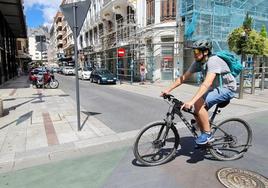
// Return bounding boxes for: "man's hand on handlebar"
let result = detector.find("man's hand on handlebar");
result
[160,89,170,97]
[180,101,194,111]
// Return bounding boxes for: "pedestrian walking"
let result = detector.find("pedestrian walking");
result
[139,63,147,84]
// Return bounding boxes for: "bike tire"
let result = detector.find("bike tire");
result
[49,80,59,89]
[133,121,180,166]
[210,118,252,161]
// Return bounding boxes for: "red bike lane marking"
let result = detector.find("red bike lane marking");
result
[9,89,17,96]
[42,112,59,146]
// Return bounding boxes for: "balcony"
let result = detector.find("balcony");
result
[57,31,63,39]
[103,0,113,7]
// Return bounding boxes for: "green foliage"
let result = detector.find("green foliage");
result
[264,39,268,57]
[260,25,267,38]
[243,12,253,31]
[228,27,245,55]
[228,13,266,56]
[244,30,265,55]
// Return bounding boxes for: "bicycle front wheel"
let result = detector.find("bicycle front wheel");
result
[133,121,180,166]
[210,118,252,161]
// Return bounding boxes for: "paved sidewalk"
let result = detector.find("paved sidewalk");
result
[1,76,268,174]
[0,76,136,173]
[113,80,268,121]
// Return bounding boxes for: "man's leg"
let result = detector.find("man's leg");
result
[194,98,210,132]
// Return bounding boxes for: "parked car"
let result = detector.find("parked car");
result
[63,66,75,75]
[78,67,93,80]
[58,67,64,74]
[52,67,59,73]
[90,69,117,84]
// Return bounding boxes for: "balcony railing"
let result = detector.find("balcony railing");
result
[160,14,176,22]
[103,0,113,6]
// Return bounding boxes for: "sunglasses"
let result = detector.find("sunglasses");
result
[193,49,202,55]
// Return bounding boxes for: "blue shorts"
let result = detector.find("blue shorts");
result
[203,87,235,109]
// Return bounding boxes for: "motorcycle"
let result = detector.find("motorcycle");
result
[32,71,59,89]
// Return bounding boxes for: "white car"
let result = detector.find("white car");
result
[78,67,93,80]
[63,66,75,75]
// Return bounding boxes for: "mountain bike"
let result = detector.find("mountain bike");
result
[133,94,252,166]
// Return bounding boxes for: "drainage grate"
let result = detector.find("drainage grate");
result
[217,167,268,188]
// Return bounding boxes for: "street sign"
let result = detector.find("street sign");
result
[117,48,126,57]
[60,0,91,37]
[60,0,91,131]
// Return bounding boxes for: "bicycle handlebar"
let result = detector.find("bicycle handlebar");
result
[161,93,195,115]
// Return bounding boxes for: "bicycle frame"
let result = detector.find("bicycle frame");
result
[163,98,222,139]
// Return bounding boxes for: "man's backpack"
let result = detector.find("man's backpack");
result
[215,51,243,77]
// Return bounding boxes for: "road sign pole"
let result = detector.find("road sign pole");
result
[73,3,81,131]
[61,0,91,131]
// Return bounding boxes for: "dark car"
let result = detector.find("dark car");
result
[58,67,64,74]
[90,69,117,84]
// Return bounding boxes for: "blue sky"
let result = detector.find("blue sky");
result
[24,0,62,28]
[25,6,44,28]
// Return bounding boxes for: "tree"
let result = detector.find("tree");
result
[228,27,245,55]
[260,25,267,38]
[264,39,268,57]
[243,12,253,32]
[228,13,264,56]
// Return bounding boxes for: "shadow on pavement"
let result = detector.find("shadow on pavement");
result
[0,111,33,130]
[131,136,217,167]
[176,136,206,163]
[0,76,31,89]
[80,111,102,130]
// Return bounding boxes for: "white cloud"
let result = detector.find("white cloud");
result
[24,0,62,28]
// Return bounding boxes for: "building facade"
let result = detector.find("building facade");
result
[16,38,31,74]
[0,0,27,84]
[28,27,49,65]
[60,0,181,81]
[48,11,65,67]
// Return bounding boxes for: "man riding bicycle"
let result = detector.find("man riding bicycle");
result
[162,39,237,145]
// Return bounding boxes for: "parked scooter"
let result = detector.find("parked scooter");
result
[32,71,59,89]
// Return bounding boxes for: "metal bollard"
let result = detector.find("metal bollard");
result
[0,98,3,117]
[261,69,265,91]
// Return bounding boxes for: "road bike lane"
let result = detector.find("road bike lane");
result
[0,111,267,188]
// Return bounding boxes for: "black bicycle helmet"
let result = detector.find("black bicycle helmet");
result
[192,39,212,50]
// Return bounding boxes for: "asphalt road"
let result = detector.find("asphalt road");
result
[56,74,169,132]
[1,110,267,188]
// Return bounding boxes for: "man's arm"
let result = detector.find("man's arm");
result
[163,71,192,94]
[190,72,216,104]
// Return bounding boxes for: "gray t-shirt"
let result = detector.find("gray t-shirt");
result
[188,56,237,91]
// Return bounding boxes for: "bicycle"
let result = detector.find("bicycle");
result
[133,94,252,166]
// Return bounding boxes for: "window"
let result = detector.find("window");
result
[161,0,176,22]
[17,41,22,50]
[161,37,174,70]
[146,0,155,25]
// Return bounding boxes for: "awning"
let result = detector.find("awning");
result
[16,53,31,60]
[0,0,27,38]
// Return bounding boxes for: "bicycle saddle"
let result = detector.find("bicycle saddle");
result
[216,100,230,108]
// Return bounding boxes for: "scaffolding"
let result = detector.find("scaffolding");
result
[180,0,268,51]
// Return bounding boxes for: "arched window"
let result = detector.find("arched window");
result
[161,0,176,22]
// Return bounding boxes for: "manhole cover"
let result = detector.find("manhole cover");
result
[217,167,268,188]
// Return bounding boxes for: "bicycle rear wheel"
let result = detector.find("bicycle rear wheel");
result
[210,118,252,161]
[133,121,180,166]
